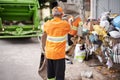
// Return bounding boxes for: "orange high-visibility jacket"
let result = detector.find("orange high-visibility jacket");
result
[69,17,81,35]
[44,17,70,59]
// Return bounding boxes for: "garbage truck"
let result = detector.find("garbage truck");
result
[0,0,41,38]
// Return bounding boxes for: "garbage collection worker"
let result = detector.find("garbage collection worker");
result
[43,6,70,80]
[68,16,81,46]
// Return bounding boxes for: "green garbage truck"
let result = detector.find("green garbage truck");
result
[0,0,41,38]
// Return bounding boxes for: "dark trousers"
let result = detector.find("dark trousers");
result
[47,58,65,80]
[68,34,74,46]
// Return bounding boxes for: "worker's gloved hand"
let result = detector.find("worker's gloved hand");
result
[68,17,73,23]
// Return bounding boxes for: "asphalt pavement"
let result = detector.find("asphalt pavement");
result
[0,38,42,80]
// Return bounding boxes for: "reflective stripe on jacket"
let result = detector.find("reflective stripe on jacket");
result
[69,17,81,35]
[44,17,70,59]
[47,35,66,43]
[71,26,78,31]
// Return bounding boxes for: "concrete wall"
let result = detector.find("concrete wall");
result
[91,0,120,19]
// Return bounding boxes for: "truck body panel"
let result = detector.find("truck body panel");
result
[0,0,41,38]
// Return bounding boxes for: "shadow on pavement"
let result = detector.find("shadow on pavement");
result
[0,37,39,44]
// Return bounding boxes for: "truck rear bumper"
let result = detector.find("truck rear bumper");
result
[0,30,42,38]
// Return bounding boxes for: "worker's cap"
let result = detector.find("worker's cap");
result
[52,7,64,16]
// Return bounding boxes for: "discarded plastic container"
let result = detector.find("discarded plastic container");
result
[80,70,93,78]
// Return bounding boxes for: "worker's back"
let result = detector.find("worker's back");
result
[44,17,70,59]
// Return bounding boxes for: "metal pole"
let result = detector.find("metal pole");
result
[90,0,97,19]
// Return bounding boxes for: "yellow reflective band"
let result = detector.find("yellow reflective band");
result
[47,35,66,43]
[71,26,78,31]
[47,78,55,80]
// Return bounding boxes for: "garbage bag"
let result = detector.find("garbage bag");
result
[109,31,120,38]
[106,57,113,69]
[100,20,110,31]
[38,33,47,80]
[89,34,99,43]
[112,15,120,30]
[74,44,86,62]
[93,25,107,37]
[38,53,47,80]
[113,43,120,64]
[82,27,89,36]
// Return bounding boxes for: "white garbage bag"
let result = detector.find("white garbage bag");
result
[100,20,110,31]
[106,57,113,69]
[113,43,120,64]
[109,31,120,38]
[74,44,86,62]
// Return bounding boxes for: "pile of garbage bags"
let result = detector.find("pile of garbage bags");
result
[73,12,120,69]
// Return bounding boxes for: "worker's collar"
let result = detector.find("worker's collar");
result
[53,17,62,21]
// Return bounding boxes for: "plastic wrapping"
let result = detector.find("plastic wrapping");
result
[74,44,86,62]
